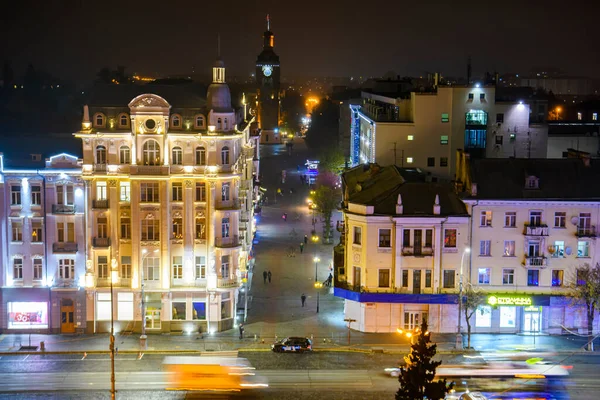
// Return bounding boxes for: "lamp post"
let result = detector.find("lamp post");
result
[140,249,158,349]
[456,247,471,350]
[109,258,118,400]
[313,256,320,281]
[314,281,323,313]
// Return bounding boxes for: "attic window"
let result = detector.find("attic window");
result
[526,176,539,189]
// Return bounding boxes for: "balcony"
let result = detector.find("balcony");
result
[240,211,250,222]
[93,237,111,248]
[215,199,242,210]
[96,277,131,288]
[524,255,548,268]
[576,226,597,237]
[401,246,434,257]
[523,224,549,236]
[53,242,78,253]
[130,165,170,176]
[215,235,240,248]
[92,199,109,209]
[52,204,76,214]
[94,164,107,173]
[54,278,77,288]
[217,278,239,288]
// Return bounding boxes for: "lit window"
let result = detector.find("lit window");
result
[407,135,414,141]
[440,135,448,145]
[593,113,598,121]
[503,241,515,256]
[502,269,514,285]
[577,112,582,120]
[475,306,492,327]
[552,270,564,287]
[171,114,181,128]
[441,113,449,123]
[480,211,492,226]
[406,157,413,163]
[10,185,21,205]
[171,146,183,165]
[527,270,539,286]
[119,146,130,164]
[172,256,183,280]
[478,268,491,284]
[577,241,590,257]
[499,306,516,327]
[172,182,183,201]
[504,211,516,227]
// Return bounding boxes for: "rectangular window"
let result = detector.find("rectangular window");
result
[577,112,582,121]
[221,182,230,201]
[120,182,130,202]
[221,297,231,319]
[172,256,183,279]
[468,93,474,100]
[495,135,503,145]
[172,182,183,201]
[56,184,74,205]
[529,210,542,226]
[441,113,449,123]
[13,258,23,280]
[172,218,183,239]
[499,306,516,328]
[478,268,491,284]
[195,182,206,202]
[120,217,131,239]
[121,256,131,279]
[440,135,449,145]
[403,229,411,247]
[378,269,390,288]
[552,240,565,258]
[527,269,539,286]
[425,229,433,247]
[118,292,133,321]
[503,240,515,256]
[502,268,514,285]
[221,217,230,238]
[59,259,75,279]
[172,302,186,320]
[353,226,362,245]
[577,269,586,286]
[443,270,455,288]
[406,157,413,164]
[97,217,108,238]
[33,259,43,280]
[593,112,598,121]
[440,157,448,167]
[195,256,206,279]
[496,113,504,123]
[425,270,432,288]
[32,221,43,242]
[141,220,160,241]
[577,241,590,257]
[97,293,112,321]
[402,270,409,287]
[479,240,491,256]
[57,222,64,242]
[554,212,566,228]
[96,181,107,201]
[193,302,206,320]
[378,229,391,248]
[427,157,435,167]
[552,270,564,287]
[31,185,41,205]
[11,185,21,205]
[407,135,414,141]
[97,255,108,279]
[140,183,159,203]
[12,221,23,242]
[504,211,516,227]
[220,255,230,278]
[480,93,485,100]
[444,229,456,248]
[143,257,160,281]
[196,217,206,239]
[476,305,492,328]
[480,210,492,227]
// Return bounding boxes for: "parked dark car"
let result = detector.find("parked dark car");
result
[271,337,312,353]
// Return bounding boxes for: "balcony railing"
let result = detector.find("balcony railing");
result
[525,255,548,267]
[577,226,597,237]
[217,278,239,288]
[523,224,549,236]
[130,165,170,175]
[401,246,434,257]
[215,235,240,248]
[96,277,131,288]
[52,204,76,214]
[53,242,78,253]
[93,237,111,248]
[94,164,107,172]
[54,278,77,288]
[240,211,250,222]
[92,199,109,209]
[215,199,242,210]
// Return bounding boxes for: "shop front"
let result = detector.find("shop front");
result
[473,294,550,334]
[50,288,86,334]
[1,287,51,333]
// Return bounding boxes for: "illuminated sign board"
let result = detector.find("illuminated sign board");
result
[7,302,48,329]
[487,295,532,307]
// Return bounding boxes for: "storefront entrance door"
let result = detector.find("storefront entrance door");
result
[146,308,161,330]
[61,299,75,333]
[403,311,428,330]
[524,310,541,333]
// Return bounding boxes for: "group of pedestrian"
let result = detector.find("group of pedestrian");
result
[263,270,272,284]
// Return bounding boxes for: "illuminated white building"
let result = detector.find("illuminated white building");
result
[73,57,258,334]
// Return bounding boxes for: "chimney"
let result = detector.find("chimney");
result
[82,105,91,130]
[433,194,441,215]
[471,183,478,196]
[396,194,403,214]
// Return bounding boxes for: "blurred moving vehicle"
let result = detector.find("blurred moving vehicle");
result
[163,356,268,391]
[271,337,312,353]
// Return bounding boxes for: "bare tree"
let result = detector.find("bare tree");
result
[462,284,487,349]
[567,263,600,351]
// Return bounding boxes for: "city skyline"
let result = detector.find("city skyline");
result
[1,0,598,84]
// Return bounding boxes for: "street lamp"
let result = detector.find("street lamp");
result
[109,258,119,400]
[313,256,320,281]
[314,281,323,313]
[140,249,158,350]
[456,247,471,350]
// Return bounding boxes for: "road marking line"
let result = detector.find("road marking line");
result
[23,355,29,361]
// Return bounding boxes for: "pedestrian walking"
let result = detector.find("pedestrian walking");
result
[301,294,307,307]
[268,270,272,283]
[327,273,333,287]
[239,323,245,339]
[300,242,304,253]
[263,270,267,284]
[304,235,308,244]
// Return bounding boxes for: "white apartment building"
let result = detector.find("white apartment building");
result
[73,59,258,334]
[349,85,548,180]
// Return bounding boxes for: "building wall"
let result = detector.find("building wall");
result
[547,135,600,158]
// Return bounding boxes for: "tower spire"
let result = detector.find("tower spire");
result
[266,14,270,31]
[217,33,221,58]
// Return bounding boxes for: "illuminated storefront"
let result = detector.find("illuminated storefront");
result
[473,294,547,333]
[8,302,48,329]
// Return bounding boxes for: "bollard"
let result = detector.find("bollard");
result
[254,334,257,341]
[310,334,314,342]
[39,341,45,351]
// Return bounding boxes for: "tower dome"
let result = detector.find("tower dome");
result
[207,57,232,111]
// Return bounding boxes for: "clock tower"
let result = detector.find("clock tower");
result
[256,15,281,144]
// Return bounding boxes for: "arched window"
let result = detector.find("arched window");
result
[96,145,107,165]
[195,146,206,165]
[171,146,183,165]
[142,140,160,165]
[171,114,181,128]
[119,146,130,164]
[221,146,230,165]
[217,118,222,130]
[195,115,204,128]
[119,114,129,128]
[94,113,105,127]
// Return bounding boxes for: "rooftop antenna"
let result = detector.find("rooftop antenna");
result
[217,33,221,58]
[267,13,270,31]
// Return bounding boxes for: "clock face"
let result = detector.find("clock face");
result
[262,65,273,77]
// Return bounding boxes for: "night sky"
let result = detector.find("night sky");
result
[1,0,598,83]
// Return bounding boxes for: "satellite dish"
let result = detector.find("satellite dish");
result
[565,247,572,256]
[570,216,579,225]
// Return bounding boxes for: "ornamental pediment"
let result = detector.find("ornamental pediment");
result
[128,94,171,110]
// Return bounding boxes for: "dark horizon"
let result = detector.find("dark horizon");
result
[1,0,599,85]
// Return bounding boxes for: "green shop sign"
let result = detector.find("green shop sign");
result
[487,295,532,306]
